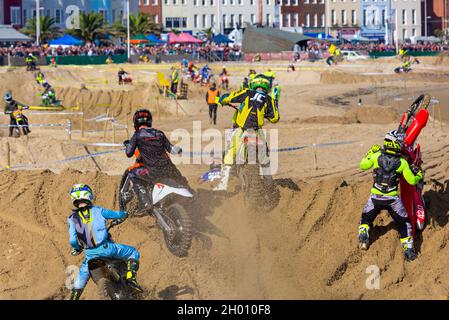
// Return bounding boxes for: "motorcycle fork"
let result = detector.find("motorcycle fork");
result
[153,207,173,234]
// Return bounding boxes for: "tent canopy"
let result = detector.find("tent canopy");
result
[49,34,84,46]
[211,33,233,44]
[146,34,163,44]
[242,25,316,53]
[129,33,149,44]
[0,25,32,42]
[168,32,203,44]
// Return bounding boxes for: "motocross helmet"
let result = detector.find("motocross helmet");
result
[133,108,152,130]
[250,74,271,92]
[4,92,13,103]
[383,130,405,155]
[70,184,94,207]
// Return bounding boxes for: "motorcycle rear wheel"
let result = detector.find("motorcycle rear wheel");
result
[97,278,119,300]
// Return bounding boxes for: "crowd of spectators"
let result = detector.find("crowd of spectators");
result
[302,41,449,54]
[0,41,242,61]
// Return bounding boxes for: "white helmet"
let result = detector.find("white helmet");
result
[70,184,94,206]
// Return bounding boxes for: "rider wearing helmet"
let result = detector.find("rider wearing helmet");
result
[214,74,279,191]
[68,184,142,300]
[3,92,31,136]
[358,130,423,261]
[124,109,189,213]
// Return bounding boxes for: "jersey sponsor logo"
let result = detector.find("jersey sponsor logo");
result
[155,183,165,190]
[250,92,265,103]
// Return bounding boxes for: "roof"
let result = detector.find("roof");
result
[0,25,32,42]
[242,25,315,53]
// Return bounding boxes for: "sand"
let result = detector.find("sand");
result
[0,57,449,299]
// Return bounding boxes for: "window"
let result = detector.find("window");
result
[293,0,298,4]
[251,14,255,24]
[202,0,206,5]
[194,0,198,5]
[321,13,325,27]
[331,10,336,25]
[230,0,234,5]
[314,14,317,27]
[23,10,27,25]
[222,14,227,28]
[165,0,169,4]
[211,14,215,26]
[153,0,158,4]
[304,0,309,3]
[402,28,406,39]
[230,14,234,27]
[371,9,375,25]
[182,0,186,3]
[351,10,356,25]
[223,0,226,4]
[144,0,149,4]
[251,0,255,4]
[412,28,416,37]
[306,13,310,27]
[266,14,271,26]
[202,14,207,28]
[238,14,242,26]
[382,9,385,25]
[165,17,187,28]
[194,14,198,28]
[412,9,416,25]
[341,10,346,25]
[154,15,159,24]
[293,13,298,27]
[286,0,290,5]
[210,0,214,4]
[174,0,178,5]
[363,10,366,26]
[266,0,271,4]
[286,14,290,27]
[402,9,406,25]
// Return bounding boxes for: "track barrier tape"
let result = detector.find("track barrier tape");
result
[7,140,358,170]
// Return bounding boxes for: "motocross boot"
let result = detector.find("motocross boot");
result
[126,259,143,293]
[132,180,152,214]
[358,224,370,250]
[400,236,417,261]
[69,288,84,300]
[213,165,231,191]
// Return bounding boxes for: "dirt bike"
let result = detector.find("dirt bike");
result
[220,73,229,89]
[40,92,62,107]
[394,66,412,74]
[26,61,37,71]
[118,161,194,257]
[397,94,431,236]
[11,108,30,137]
[87,223,141,300]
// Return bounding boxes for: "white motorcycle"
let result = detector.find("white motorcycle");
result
[119,171,193,257]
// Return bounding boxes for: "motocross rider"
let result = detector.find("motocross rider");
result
[3,92,31,136]
[214,74,279,191]
[68,184,143,300]
[124,109,189,213]
[358,130,423,262]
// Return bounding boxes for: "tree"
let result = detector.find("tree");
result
[66,12,108,42]
[203,27,214,40]
[21,16,61,42]
[129,12,155,36]
[434,28,445,39]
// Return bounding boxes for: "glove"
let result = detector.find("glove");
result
[415,169,423,180]
[171,146,182,155]
[71,248,83,256]
[123,139,130,147]
[370,144,380,153]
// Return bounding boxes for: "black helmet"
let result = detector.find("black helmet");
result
[4,92,13,103]
[133,108,152,130]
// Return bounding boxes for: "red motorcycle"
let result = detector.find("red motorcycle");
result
[397,94,431,237]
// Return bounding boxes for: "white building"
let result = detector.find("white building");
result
[0,0,4,25]
[161,0,275,34]
[391,0,421,42]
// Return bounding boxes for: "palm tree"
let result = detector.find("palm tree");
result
[129,12,154,36]
[170,28,181,35]
[21,16,61,42]
[66,12,108,42]
[203,27,214,40]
